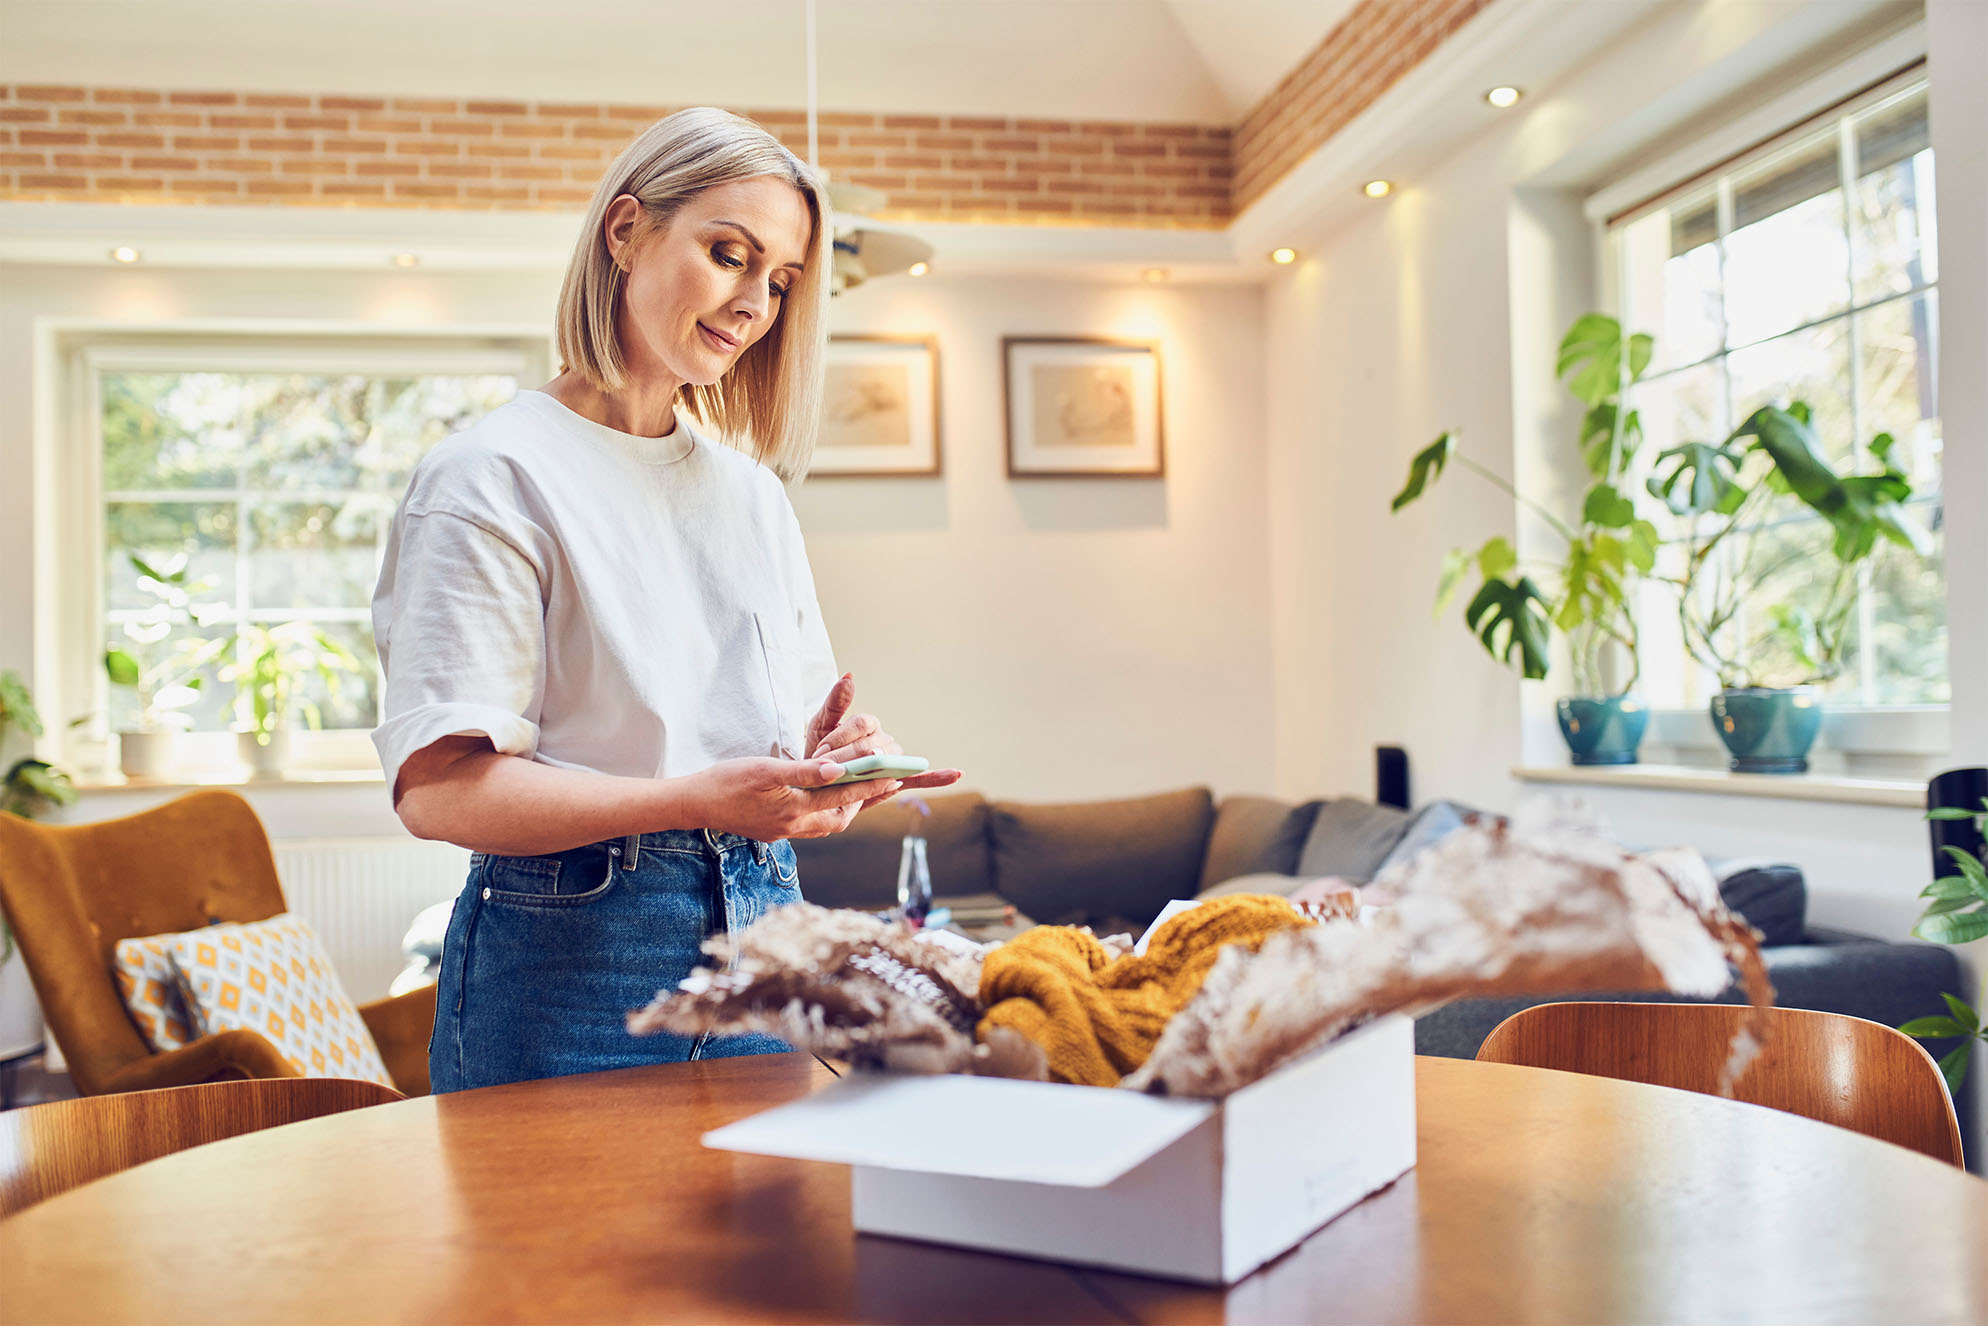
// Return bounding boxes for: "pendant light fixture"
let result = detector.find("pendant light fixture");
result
[803,0,935,294]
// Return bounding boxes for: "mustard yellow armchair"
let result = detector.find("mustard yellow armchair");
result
[0,789,434,1096]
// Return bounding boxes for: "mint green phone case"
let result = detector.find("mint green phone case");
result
[827,754,929,785]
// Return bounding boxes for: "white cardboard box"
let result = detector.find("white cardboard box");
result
[703,1012,1418,1284]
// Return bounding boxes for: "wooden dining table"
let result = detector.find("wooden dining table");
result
[3,1051,1984,1324]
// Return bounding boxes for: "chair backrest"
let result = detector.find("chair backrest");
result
[0,790,289,1095]
[0,1075,402,1215]
[1478,1001,1965,1167]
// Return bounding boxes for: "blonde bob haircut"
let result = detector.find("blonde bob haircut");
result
[555,106,830,480]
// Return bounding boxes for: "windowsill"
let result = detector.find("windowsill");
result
[1513,763,1923,808]
[70,768,385,793]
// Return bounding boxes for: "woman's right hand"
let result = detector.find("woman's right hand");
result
[687,757,901,841]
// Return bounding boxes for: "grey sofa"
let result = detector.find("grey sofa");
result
[792,786,1974,1166]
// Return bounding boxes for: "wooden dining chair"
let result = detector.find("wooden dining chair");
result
[1477,1002,1965,1167]
[0,1074,403,1216]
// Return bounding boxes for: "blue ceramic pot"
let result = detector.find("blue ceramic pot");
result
[1710,686,1823,774]
[1555,694,1649,766]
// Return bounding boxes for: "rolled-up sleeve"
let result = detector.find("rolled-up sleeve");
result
[371,509,547,806]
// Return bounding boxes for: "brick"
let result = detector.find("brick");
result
[465,100,529,116]
[881,114,941,130]
[278,158,350,175]
[19,129,88,147]
[245,135,314,152]
[848,133,908,149]
[979,177,1042,194]
[890,153,942,170]
[1045,177,1101,195]
[1047,139,1104,156]
[914,133,974,151]
[499,120,568,139]
[92,89,163,105]
[170,135,241,152]
[819,112,873,129]
[20,172,89,188]
[1177,184,1230,200]
[535,141,603,161]
[604,103,675,122]
[355,115,423,134]
[535,103,602,118]
[321,180,389,198]
[464,184,532,202]
[0,150,46,167]
[1112,140,1166,158]
[1174,143,1230,160]
[426,161,495,179]
[1139,123,1203,139]
[355,159,422,177]
[209,113,279,130]
[392,181,461,199]
[847,172,908,190]
[17,86,88,103]
[982,136,1037,153]
[944,115,1009,131]
[395,139,466,156]
[94,176,168,193]
[0,108,51,123]
[465,141,532,159]
[169,91,239,107]
[534,185,593,205]
[1012,158,1075,175]
[391,97,460,114]
[951,154,1009,172]
[1078,121,1138,136]
[134,111,203,128]
[57,109,130,126]
[320,137,389,154]
[167,177,242,193]
[246,93,313,109]
[322,96,386,112]
[52,152,124,169]
[206,156,276,173]
[572,122,637,142]
[283,114,350,131]
[497,163,563,181]
[244,178,316,196]
[817,150,877,170]
[1015,118,1074,134]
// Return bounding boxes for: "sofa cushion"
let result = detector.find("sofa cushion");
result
[1710,860,1807,947]
[1197,796,1324,893]
[791,793,991,910]
[1295,798,1413,881]
[990,787,1216,930]
[1371,800,1477,878]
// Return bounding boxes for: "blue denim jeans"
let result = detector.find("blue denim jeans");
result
[428,828,800,1093]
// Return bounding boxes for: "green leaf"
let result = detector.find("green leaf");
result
[1477,536,1517,580]
[1937,1041,1972,1096]
[125,551,167,584]
[1464,576,1552,681]
[1940,992,1981,1031]
[1392,432,1457,512]
[1923,875,1978,901]
[1647,441,1746,517]
[1557,315,1650,407]
[1913,910,1988,945]
[1578,404,1644,476]
[1899,1016,1973,1039]
[1625,520,1659,574]
[1868,431,1897,467]
[1920,893,1977,917]
[1926,807,1982,821]
[104,648,141,687]
[1738,406,1931,564]
[1582,484,1637,529]
[1939,845,1988,902]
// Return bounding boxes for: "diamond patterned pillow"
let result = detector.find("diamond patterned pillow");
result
[160,913,396,1088]
[112,934,197,1053]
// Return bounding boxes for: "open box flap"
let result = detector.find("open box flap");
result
[703,1071,1216,1188]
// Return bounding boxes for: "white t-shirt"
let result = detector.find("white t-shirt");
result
[370,388,839,804]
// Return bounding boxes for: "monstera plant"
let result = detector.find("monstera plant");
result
[1392,314,1661,765]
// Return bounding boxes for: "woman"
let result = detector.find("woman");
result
[371,107,961,1093]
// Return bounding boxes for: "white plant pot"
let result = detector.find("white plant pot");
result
[237,728,292,780]
[117,728,177,780]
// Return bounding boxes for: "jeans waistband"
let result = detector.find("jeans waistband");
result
[609,828,771,868]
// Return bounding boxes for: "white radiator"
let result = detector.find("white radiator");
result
[274,838,472,1002]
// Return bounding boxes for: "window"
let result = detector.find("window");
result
[55,333,549,773]
[1607,75,1945,714]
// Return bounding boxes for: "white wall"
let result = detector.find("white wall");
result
[0,262,1272,814]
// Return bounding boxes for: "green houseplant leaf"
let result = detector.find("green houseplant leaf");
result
[1937,1042,1973,1096]
[104,648,141,687]
[1913,910,1988,945]
[1898,1016,1975,1039]
[1391,432,1457,512]
[1556,314,1653,408]
[1647,441,1746,516]
[1464,576,1552,680]
[1582,484,1637,529]
[1578,404,1643,477]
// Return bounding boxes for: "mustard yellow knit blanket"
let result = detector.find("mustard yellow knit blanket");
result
[974,894,1315,1087]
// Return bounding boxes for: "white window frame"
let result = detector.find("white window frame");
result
[1580,25,1948,776]
[39,322,555,779]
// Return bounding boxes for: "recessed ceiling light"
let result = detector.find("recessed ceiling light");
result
[1363,180,1393,198]
[110,246,141,263]
[1484,86,1523,109]
[391,252,420,268]
[907,261,929,277]
[1269,247,1298,265]
[1141,268,1170,283]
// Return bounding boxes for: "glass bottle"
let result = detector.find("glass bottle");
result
[897,834,932,928]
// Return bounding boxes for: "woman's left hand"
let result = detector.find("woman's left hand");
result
[804,673,963,806]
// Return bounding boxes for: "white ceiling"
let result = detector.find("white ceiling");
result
[0,0,1364,124]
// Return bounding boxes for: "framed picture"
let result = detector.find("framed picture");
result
[1003,336,1164,478]
[811,334,942,477]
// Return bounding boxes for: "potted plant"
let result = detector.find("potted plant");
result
[1899,789,1987,1093]
[1,671,77,1058]
[221,622,366,779]
[102,551,233,779]
[1647,404,1930,772]
[1393,314,1660,765]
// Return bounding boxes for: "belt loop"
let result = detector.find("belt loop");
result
[753,841,767,865]
[703,827,720,855]
[621,832,640,870]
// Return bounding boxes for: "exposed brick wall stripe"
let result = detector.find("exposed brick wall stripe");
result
[0,86,1232,230]
[1233,0,1496,212]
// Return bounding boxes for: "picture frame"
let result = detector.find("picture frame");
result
[1002,336,1165,478]
[811,334,942,477]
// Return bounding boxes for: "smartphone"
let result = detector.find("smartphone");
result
[824,754,929,785]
